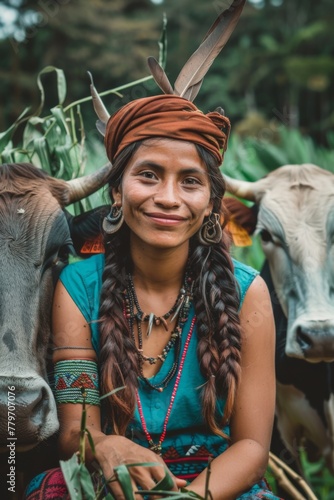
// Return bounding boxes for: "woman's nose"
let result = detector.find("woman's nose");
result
[153,181,180,207]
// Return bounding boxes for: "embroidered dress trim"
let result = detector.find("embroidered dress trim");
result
[54,359,100,406]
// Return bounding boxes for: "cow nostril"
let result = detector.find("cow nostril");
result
[30,387,49,426]
[296,327,314,352]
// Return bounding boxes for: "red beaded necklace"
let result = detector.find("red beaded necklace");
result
[135,316,196,455]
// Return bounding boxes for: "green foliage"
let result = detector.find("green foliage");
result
[223,121,334,183]
[300,451,334,500]
[1,0,334,144]
[60,392,206,499]
[60,454,96,500]
[221,119,334,270]
[0,60,159,214]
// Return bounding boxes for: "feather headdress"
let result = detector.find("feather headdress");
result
[90,0,246,135]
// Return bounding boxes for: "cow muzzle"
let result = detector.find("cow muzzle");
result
[287,319,334,362]
[0,376,59,450]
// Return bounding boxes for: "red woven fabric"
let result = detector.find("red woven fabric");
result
[25,468,69,500]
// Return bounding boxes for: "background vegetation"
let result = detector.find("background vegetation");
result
[1,0,334,498]
[1,0,334,144]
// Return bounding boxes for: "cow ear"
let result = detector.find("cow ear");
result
[64,205,109,257]
[224,197,258,235]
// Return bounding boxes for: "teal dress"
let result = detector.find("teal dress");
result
[56,254,280,499]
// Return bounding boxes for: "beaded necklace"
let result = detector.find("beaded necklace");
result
[136,316,196,455]
[127,274,190,336]
[124,271,193,392]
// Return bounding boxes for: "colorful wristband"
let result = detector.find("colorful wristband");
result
[54,359,100,406]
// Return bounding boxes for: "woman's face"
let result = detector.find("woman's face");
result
[112,138,213,251]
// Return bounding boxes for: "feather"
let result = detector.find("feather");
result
[181,81,203,101]
[173,0,246,101]
[88,71,110,124]
[147,56,174,95]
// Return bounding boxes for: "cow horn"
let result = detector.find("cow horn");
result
[66,163,112,204]
[224,175,258,202]
[88,71,110,135]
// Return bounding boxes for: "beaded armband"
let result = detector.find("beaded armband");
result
[54,359,100,406]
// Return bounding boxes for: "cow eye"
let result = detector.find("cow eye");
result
[42,244,72,273]
[260,229,273,243]
[53,244,73,267]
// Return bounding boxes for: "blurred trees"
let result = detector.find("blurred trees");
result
[159,0,334,142]
[0,0,161,129]
[0,0,333,144]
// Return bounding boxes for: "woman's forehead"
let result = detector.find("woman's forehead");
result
[126,138,207,170]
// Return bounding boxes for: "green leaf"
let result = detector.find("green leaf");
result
[0,107,30,154]
[150,468,174,491]
[251,140,289,170]
[33,137,51,173]
[50,106,70,137]
[36,66,67,116]
[99,386,126,401]
[85,428,96,455]
[22,119,44,150]
[60,454,83,500]
[55,141,74,179]
[113,464,135,500]
[0,148,16,163]
[138,490,203,499]
[158,13,168,69]
[78,463,96,499]
[44,118,64,151]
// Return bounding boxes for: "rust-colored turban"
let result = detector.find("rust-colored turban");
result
[104,95,230,164]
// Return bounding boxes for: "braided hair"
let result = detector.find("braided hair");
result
[98,141,241,436]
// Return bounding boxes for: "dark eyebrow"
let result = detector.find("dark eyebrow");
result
[133,161,208,176]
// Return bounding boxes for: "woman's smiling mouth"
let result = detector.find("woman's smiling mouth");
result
[145,212,187,225]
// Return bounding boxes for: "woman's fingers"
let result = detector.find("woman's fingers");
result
[131,462,170,488]
[95,437,185,498]
[111,463,179,499]
[175,476,188,489]
[108,476,144,500]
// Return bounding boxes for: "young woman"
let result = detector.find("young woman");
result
[25,94,279,500]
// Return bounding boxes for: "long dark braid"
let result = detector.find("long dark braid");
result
[98,144,142,435]
[191,145,242,437]
[98,142,242,436]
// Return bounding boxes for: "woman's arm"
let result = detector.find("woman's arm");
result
[52,280,186,497]
[186,275,276,500]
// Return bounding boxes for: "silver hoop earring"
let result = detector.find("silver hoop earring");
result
[198,212,222,245]
[103,204,124,234]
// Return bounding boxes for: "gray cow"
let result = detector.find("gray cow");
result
[0,162,110,451]
[225,163,334,473]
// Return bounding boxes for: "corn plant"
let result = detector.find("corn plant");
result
[0,14,168,216]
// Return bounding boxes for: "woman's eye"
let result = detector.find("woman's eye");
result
[139,171,157,179]
[183,177,201,185]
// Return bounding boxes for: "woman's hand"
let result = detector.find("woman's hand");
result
[94,434,187,499]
